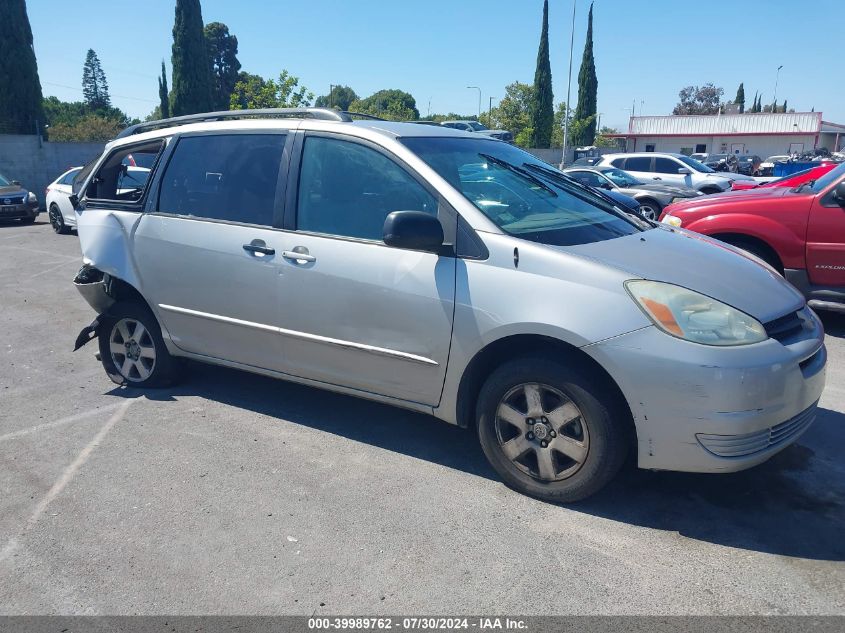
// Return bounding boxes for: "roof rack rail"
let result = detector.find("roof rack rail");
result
[116,107,353,139]
[339,111,386,121]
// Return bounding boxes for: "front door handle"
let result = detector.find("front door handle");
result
[243,240,275,256]
[653,177,662,180]
[282,248,316,263]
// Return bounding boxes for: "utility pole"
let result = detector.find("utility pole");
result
[773,64,783,109]
[488,96,494,126]
[467,86,481,118]
[329,84,335,109]
[561,0,577,168]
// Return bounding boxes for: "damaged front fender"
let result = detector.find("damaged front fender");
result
[73,264,116,314]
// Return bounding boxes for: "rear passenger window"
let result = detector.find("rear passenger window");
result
[296,136,437,241]
[624,157,651,172]
[158,134,285,226]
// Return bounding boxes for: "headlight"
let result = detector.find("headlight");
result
[662,214,682,227]
[27,191,36,202]
[625,280,767,346]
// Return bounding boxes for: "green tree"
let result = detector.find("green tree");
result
[594,126,619,148]
[782,99,787,113]
[82,49,110,110]
[171,0,214,116]
[314,85,359,111]
[47,113,124,142]
[229,71,313,110]
[530,0,554,148]
[734,82,745,113]
[204,22,240,111]
[0,0,45,134]
[42,95,130,130]
[485,81,535,147]
[158,60,170,119]
[572,2,598,146]
[673,84,723,115]
[348,89,419,121]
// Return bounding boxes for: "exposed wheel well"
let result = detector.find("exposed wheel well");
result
[455,334,635,440]
[700,186,722,195]
[710,232,784,274]
[105,275,153,312]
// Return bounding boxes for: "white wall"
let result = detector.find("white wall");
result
[628,134,818,158]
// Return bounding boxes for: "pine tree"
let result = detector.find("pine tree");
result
[171,0,214,116]
[204,22,241,111]
[0,0,45,134]
[734,83,745,113]
[573,2,598,146]
[82,49,110,110]
[158,60,170,119]
[530,0,553,148]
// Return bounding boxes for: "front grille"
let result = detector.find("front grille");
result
[764,310,803,343]
[1,196,24,205]
[696,403,817,458]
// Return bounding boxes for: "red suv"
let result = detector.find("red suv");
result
[661,162,845,312]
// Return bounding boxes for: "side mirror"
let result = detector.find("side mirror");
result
[677,168,691,175]
[833,181,845,205]
[12,180,21,186]
[383,211,444,253]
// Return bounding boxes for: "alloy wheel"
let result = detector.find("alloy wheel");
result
[638,204,658,221]
[48,206,62,233]
[494,382,589,482]
[109,318,157,382]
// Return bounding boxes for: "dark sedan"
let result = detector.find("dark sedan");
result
[0,172,39,224]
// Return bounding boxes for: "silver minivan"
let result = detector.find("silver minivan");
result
[71,109,827,502]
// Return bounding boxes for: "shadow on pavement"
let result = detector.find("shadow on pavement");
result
[820,310,845,339]
[108,360,845,562]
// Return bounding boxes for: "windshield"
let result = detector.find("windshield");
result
[401,137,644,246]
[805,161,845,194]
[599,167,642,187]
[0,173,9,186]
[677,154,715,173]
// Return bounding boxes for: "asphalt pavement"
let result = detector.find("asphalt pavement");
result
[1,220,843,615]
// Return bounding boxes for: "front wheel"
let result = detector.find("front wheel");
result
[477,357,628,503]
[97,302,179,387]
[49,204,69,234]
[636,199,661,221]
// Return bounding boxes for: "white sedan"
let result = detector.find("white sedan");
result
[46,166,150,234]
[45,167,82,234]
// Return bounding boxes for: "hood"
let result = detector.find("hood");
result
[0,184,27,197]
[557,226,804,323]
[634,182,700,196]
[666,186,790,212]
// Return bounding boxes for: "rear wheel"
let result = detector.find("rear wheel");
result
[48,204,69,234]
[97,302,179,387]
[477,357,628,503]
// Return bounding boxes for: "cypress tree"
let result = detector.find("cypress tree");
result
[781,99,787,113]
[171,0,213,116]
[82,49,111,110]
[734,83,745,113]
[0,0,45,134]
[205,22,241,111]
[530,0,553,148]
[573,3,598,146]
[158,60,170,119]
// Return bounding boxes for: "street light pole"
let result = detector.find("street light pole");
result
[467,86,481,118]
[329,84,335,109]
[561,0,577,168]
[488,96,494,126]
[773,65,784,110]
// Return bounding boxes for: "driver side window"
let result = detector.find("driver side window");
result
[654,157,682,174]
[85,140,163,204]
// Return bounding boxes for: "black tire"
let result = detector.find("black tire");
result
[726,239,782,273]
[636,198,661,221]
[19,213,36,224]
[700,187,722,195]
[97,301,179,387]
[477,356,629,503]
[48,204,69,234]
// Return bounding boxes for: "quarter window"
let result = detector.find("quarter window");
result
[296,136,437,241]
[158,134,286,226]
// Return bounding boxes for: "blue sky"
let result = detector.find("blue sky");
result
[27,0,845,130]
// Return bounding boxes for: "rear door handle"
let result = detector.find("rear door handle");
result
[282,247,316,263]
[243,240,275,256]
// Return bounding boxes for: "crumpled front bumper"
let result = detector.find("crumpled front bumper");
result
[584,314,826,473]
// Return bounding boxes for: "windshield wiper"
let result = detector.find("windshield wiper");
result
[478,153,558,197]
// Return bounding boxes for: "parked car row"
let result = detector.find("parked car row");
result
[64,107,827,505]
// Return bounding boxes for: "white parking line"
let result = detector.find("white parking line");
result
[2,245,80,260]
[21,258,80,281]
[0,400,132,564]
[0,403,124,443]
